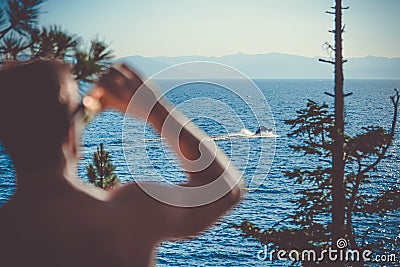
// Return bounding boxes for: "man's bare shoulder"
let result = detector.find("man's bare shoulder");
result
[110,182,151,203]
[109,182,177,219]
[110,181,174,205]
[108,182,178,240]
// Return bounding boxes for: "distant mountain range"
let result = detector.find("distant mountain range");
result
[118,52,400,79]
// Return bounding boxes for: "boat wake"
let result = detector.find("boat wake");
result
[213,127,279,140]
[129,127,278,143]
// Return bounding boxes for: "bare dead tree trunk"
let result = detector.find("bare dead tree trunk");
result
[331,0,346,247]
[320,2,348,261]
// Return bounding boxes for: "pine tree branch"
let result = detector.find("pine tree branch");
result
[344,92,353,97]
[319,58,335,65]
[359,91,399,175]
[348,90,399,221]
[324,92,335,97]
[0,26,12,40]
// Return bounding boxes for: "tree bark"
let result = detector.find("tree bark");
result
[331,0,346,249]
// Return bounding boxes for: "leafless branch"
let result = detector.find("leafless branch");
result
[324,42,335,52]
[324,92,335,97]
[319,58,335,65]
[344,92,353,97]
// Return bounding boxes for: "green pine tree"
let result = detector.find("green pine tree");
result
[87,143,119,190]
[235,1,400,266]
[0,0,114,82]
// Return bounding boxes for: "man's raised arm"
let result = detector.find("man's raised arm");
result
[92,63,246,238]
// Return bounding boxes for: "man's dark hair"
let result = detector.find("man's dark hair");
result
[0,60,73,170]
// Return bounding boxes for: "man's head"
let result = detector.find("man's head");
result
[0,60,79,171]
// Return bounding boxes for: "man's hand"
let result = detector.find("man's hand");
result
[85,63,160,120]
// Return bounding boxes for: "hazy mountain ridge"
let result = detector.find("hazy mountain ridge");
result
[119,52,400,79]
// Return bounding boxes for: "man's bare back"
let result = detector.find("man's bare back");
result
[0,61,244,267]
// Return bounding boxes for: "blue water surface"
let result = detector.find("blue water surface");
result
[0,79,399,266]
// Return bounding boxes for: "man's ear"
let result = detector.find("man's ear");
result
[67,121,78,157]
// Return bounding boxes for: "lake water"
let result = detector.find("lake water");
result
[0,79,399,266]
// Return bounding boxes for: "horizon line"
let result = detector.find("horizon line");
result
[119,52,400,60]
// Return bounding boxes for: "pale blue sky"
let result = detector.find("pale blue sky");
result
[38,0,400,58]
